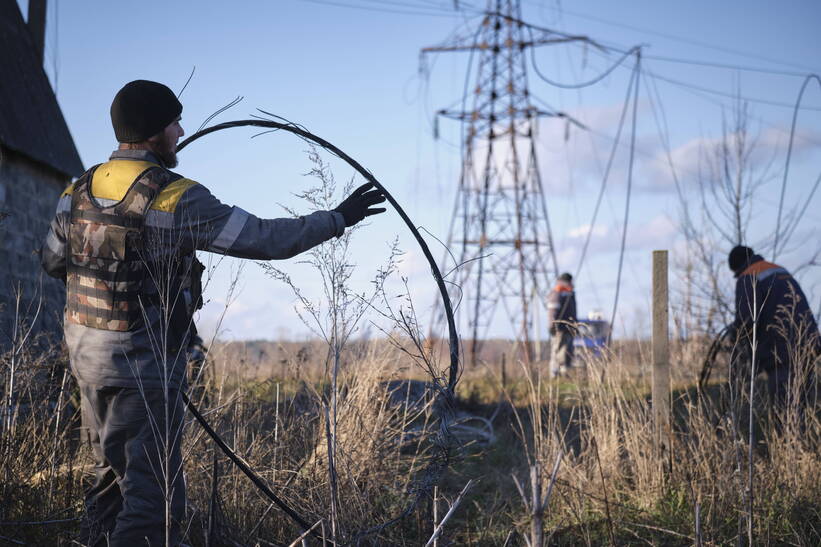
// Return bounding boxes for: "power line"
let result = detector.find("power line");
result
[609,51,821,149]
[509,10,821,113]
[644,68,821,112]
[773,74,821,260]
[305,0,819,85]
[529,25,639,89]
[531,62,814,193]
[575,54,639,279]
[781,170,821,253]
[609,52,641,341]
[523,0,821,74]
[572,43,821,114]
[352,0,474,12]
[298,0,475,17]
[522,8,815,79]
[642,67,690,210]
[640,53,812,78]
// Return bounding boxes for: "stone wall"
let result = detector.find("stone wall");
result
[0,145,70,349]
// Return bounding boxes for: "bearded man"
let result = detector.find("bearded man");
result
[41,80,385,545]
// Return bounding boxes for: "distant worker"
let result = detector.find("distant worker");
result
[41,80,386,546]
[727,245,820,406]
[547,272,577,378]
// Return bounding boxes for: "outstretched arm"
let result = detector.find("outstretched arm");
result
[175,182,385,260]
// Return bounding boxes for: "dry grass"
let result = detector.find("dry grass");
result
[0,333,819,546]
[2,150,819,544]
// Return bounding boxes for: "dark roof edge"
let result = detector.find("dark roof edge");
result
[0,0,84,178]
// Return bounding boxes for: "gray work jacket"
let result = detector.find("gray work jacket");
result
[42,149,345,389]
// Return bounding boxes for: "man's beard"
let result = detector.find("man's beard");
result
[153,133,179,168]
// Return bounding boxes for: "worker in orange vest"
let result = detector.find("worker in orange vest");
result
[727,245,820,406]
[547,272,577,378]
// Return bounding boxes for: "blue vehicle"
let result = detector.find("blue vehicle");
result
[573,318,610,356]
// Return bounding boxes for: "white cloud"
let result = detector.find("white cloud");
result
[644,125,821,192]
[556,215,677,268]
[566,222,609,239]
[629,214,678,249]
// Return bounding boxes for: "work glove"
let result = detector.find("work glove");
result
[333,182,387,227]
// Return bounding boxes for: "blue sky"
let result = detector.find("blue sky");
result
[20,0,821,341]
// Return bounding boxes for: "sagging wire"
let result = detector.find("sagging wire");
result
[574,51,640,280]
[515,14,645,292]
[524,0,821,74]
[177,114,461,541]
[773,74,821,260]
[608,50,642,343]
[529,27,639,90]
[780,170,821,253]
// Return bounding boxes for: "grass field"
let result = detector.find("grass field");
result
[1,334,819,546]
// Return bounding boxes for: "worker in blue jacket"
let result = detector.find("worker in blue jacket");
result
[727,245,820,406]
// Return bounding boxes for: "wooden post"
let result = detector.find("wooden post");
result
[652,250,670,456]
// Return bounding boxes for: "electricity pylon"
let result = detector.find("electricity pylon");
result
[424,0,588,365]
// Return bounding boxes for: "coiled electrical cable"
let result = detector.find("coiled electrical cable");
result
[177,115,460,540]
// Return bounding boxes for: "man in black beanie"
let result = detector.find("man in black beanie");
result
[726,245,820,406]
[41,80,386,546]
[110,79,184,167]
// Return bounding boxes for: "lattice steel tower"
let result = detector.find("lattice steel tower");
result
[424,1,585,363]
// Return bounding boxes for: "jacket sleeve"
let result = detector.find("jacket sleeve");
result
[175,183,346,260]
[40,188,72,281]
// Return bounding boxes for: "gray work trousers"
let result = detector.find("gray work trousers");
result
[78,382,186,546]
[550,330,574,377]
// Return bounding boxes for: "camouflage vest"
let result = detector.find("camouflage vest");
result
[66,163,179,331]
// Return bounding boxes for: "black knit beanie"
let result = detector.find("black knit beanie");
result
[558,272,573,283]
[110,80,182,143]
[728,245,754,275]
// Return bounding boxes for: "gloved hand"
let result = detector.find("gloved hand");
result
[333,182,387,227]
